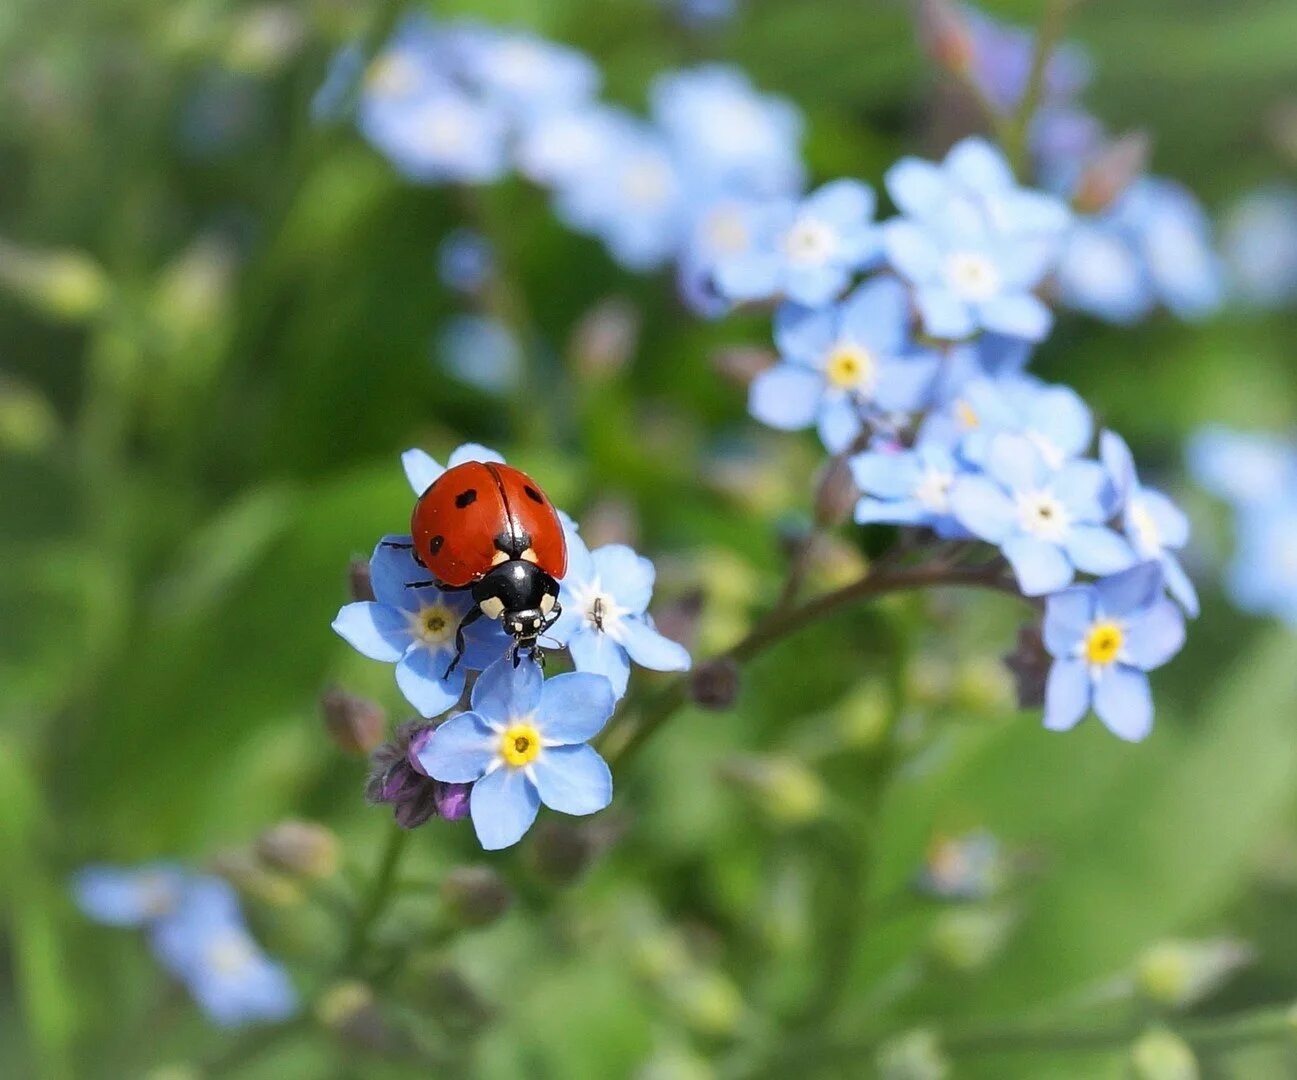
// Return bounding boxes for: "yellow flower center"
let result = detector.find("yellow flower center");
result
[1084,621,1124,666]
[955,399,979,430]
[825,344,875,391]
[413,603,455,646]
[500,722,543,769]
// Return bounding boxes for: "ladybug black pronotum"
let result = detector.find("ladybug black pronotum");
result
[394,460,568,674]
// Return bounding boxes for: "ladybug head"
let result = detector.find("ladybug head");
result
[473,559,561,645]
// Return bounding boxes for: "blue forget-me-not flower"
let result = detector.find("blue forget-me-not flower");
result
[851,438,967,538]
[1042,562,1186,741]
[416,657,617,850]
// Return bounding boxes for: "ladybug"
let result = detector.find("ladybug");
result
[403,460,567,673]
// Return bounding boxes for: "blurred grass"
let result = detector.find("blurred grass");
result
[1,0,1296,1076]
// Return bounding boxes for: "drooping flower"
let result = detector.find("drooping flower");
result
[1100,431,1198,616]
[749,277,941,452]
[950,432,1134,595]
[548,519,693,697]
[416,658,617,850]
[1041,562,1186,741]
[714,180,883,307]
[882,137,1069,342]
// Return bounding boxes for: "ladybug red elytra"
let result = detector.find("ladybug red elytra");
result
[393,460,568,674]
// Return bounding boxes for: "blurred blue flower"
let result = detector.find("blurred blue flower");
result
[714,180,883,307]
[436,229,494,295]
[1057,177,1223,324]
[549,518,692,697]
[650,65,804,199]
[333,536,511,718]
[455,27,600,119]
[663,0,739,28]
[677,194,767,316]
[416,657,617,849]
[851,438,967,538]
[950,432,1134,595]
[311,43,365,123]
[1187,426,1297,507]
[883,138,1068,341]
[361,82,509,185]
[1042,562,1186,741]
[514,103,628,189]
[1100,431,1198,616]
[750,277,940,452]
[75,867,297,1028]
[435,314,521,395]
[1221,185,1297,310]
[1225,503,1297,626]
[962,4,1091,117]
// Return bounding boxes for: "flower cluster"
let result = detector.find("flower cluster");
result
[1189,426,1297,625]
[333,443,691,848]
[73,865,297,1027]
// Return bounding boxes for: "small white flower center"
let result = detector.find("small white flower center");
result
[782,215,838,267]
[571,578,629,640]
[418,109,469,154]
[205,932,257,976]
[943,251,1002,301]
[409,602,456,648]
[914,467,954,513]
[1128,498,1161,554]
[1015,489,1071,542]
[704,206,751,255]
[824,342,877,392]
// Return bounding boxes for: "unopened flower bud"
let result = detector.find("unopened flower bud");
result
[876,1029,950,1080]
[255,820,339,880]
[952,657,1011,712]
[347,557,375,601]
[651,588,704,656]
[210,848,300,907]
[1073,131,1151,215]
[928,905,1014,971]
[719,755,825,826]
[531,819,597,884]
[690,657,740,710]
[1130,1028,1198,1080]
[666,970,745,1039]
[410,964,495,1034]
[916,0,974,76]
[814,454,859,527]
[321,685,385,755]
[367,720,471,829]
[316,980,399,1053]
[1136,938,1254,1009]
[1003,624,1050,710]
[916,831,1004,901]
[710,345,776,387]
[439,866,513,928]
[569,296,640,380]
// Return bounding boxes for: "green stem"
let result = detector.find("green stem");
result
[1004,0,1077,177]
[342,824,411,970]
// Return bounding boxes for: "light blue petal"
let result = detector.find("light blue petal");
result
[804,178,875,227]
[332,602,410,663]
[1121,599,1186,671]
[620,618,692,673]
[470,767,540,850]
[945,136,1015,193]
[1043,586,1094,657]
[1052,460,1110,522]
[469,656,543,724]
[874,354,940,413]
[592,545,655,615]
[749,365,823,431]
[1064,526,1136,576]
[976,293,1053,343]
[949,475,1017,543]
[369,540,427,611]
[1092,667,1153,742]
[531,744,613,816]
[536,671,617,744]
[1139,489,1191,550]
[1092,562,1165,618]
[1100,429,1137,505]
[73,865,183,926]
[883,220,942,283]
[1161,553,1200,618]
[447,442,504,467]
[850,450,921,499]
[396,645,465,718]
[885,157,950,220]
[568,627,631,697]
[1003,536,1074,596]
[915,285,976,339]
[773,301,837,365]
[839,277,910,354]
[986,433,1049,493]
[816,396,864,454]
[414,712,496,783]
[784,263,850,307]
[1043,658,1090,731]
[402,448,443,496]
[714,251,782,301]
[854,497,930,526]
[560,515,596,588]
[547,599,585,647]
[1031,386,1093,460]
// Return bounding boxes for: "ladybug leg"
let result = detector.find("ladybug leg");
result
[405,580,440,589]
[444,605,484,679]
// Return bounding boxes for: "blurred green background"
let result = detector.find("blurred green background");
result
[2,0,1297,1076]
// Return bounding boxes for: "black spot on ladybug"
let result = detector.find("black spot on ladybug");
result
[523,485,544,503]
[429,534,444,555]
[455,489,478,509]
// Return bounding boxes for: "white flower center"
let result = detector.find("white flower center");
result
[418,108,469,154]
[570,578,629,640]
[408,602,456,649]
[782,215,838,267]
[704,206,751,255]
[1016,489,1071,542]
[205,932,257,976]
[944,251,1002,301]
[914,467,954,513]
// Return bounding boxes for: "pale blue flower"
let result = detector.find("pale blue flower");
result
[416,658,617,850]
[852,439,967,538]
[677,193,767,316]
[361,82,509,185]
[1221,185,1297,310]
[1100,431,1198,616]
[1042,562,1186,742]
[455,28,599,119]
[514,103,628,189]
[961,5,1091,117]
[1187,426,1297,508]
[436,229,493,294]
[549,518,692,697]
[750,277,941,452]
[950,432,1135,595]
[73,864,185,926]
[1225,503,1297,626]
[714,180,883,307]
[435,314,521,395]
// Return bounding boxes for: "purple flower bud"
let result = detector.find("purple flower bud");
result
[347,558,375,602]
[690,657,740,710]
[321,685,385,755]
[1073,131,1150,215]
[433,782,472,821]
[367,720,470,831]
[814,454,860,527]
[440,866,513,927]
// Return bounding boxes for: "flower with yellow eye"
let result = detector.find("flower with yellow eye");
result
[417,657,618,850]
[1041,562,1185,742]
